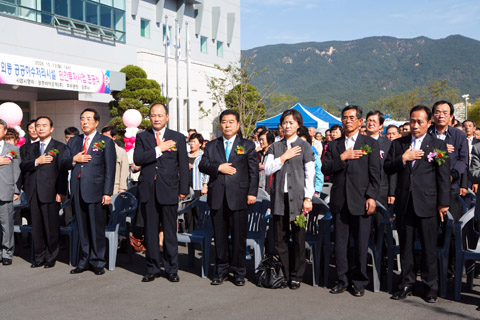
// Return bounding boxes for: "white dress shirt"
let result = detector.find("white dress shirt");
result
[345,131,360,150]
[153,127,167,158]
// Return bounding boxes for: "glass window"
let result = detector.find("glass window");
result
[19,6,37,20]
[54,0,68,17]
[2,0,16,4]
[85,1,97,24]
[112,0,123,9]
[70,0,83,20]
[217,41,223,57]
[200,36,207,53]
[0,2,16,15]
[40,11,52,24]
[40,0,51,12]
[99,4,110,28]
[140,18,150,38]
[113,8,124,31]
[99,0,110,5]
[19,0,36,9]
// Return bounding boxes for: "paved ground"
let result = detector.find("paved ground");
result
[1,242,480,320]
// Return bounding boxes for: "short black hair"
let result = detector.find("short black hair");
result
[432,100,454,116]
[64,127,80,136]
[189,132,204,145]
[280,109,303,127]
[386,125,400,134]
[81,108,100,121]
[258,130,275,145]
[366,110,385,125]
[341,105,362,119]
[325,129,331,134]
[255,125,267,134]
[35,116,53,127]
[454,123,463,129]
[330,124,343,133]
[27,119,37,129]
[297,126,312,144]
[463,119,476,127]
[219,109,240,122]
[410,105,432,121]
[150,103,169,115]
[187,128,197,133]
[101,125,118,137]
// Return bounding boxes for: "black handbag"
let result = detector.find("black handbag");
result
[254,255,285,288]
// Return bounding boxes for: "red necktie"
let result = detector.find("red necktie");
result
[78,137,89,178]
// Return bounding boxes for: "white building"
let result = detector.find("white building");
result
[0,0,241,140]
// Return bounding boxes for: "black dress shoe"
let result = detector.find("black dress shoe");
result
[424,294,437,303]
[31,261,45,268]
[234,277,245,286]
[142,273,162,282]
[391,286,413,300]
[211,276,227,285]
[289,281,301,290]
[2,258,12,266]
[44,261,56,269]
[70,267,87,274]
[330,283,347,294]
[352,286,364,297]
[92,268,105,275]
[167,273,180,282]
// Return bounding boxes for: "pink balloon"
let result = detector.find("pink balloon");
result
[0,102,23,128]
[18,137,26,144]
[125,142,133,149]
[130,136,136,143]
[122,109,142,128]
[124,137,131,143]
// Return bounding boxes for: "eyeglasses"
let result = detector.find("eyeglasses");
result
[433,111,450,116]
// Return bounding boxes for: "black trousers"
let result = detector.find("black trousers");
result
[184,190,201,233]
[399,195,438,293]
[74,179,106,270]
[30,192,60,264]
[211,197,248,279]
[274,194,306,282]
[334,204,372,289]
[141,183,178,275]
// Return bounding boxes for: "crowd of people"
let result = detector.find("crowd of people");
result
[0,101,480,307]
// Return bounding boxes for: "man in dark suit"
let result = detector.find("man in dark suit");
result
[199,109,259,286]
[61,108,116,275]
[322,105,381,297]
[134,103,189,283]
[20,116,67,268]
[385,105,450,303]
[463,119,479,195]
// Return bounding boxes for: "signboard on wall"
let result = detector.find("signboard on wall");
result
[0,53,110,94]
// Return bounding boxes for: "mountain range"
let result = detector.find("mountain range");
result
[242,35,480,108]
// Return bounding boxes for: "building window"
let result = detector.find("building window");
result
[140,18,150,38]
[217,41,223,57]
[200,36,207,53]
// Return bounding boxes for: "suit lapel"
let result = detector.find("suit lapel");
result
[216,137,227,163]
[86,132,101,154]
[336,136,346,155]
[44,139,54,155]
[1,142,9,156]
[228,136,241,162]
[32,141,40,158]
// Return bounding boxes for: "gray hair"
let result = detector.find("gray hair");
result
[0,119,7,130]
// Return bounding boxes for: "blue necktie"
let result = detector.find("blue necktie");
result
[40,142,45,155]
[225,140,232,161]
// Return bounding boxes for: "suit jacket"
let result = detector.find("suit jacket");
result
[428,125,468,195]
[322,134,381,215]
[61,132,116,203]
[0,142,21,201]
[384,134,451,218]
[113,143,129,194]
[469,143,480,217]
[376,136,394,206]
[133,127,189,205]
[199,136,259,211]
[20,139,68,203]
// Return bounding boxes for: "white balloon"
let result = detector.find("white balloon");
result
[14,125,21,132]
[19,130,25,138]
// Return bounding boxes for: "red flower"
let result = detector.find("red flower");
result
[437,153,442,157]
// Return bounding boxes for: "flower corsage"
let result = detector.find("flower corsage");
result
[427,149,448,166]
[360,144,372,155]
[48,148,59,157]
[92,140,106,152]
[235,145,245,155]
[167,142,177,152]
[5,150,18,160]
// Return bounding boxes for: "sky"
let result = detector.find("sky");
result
[241,0,480,50]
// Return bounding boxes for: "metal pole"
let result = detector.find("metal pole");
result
[186,22,191,130]
[165,15,169,106]
[175,19,180,132]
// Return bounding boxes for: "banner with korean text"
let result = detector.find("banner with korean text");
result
[0,53,110,94]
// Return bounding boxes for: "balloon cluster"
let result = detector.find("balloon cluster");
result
[0,102,26,148]
[122,109,142,152]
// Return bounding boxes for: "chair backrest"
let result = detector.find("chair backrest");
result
[307,197,332,236]
[107,192,138,229]
[455,207,477,252]
[126,185,137,197]
[247,200,270,233]
[193,200,212,233]
[256,188,270,201]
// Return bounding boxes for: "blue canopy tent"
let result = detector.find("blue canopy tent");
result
[256,103,341,130]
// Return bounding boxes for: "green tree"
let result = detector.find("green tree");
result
[109,65,166,135]
[204,57,268,137]
[468,98,480,126]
